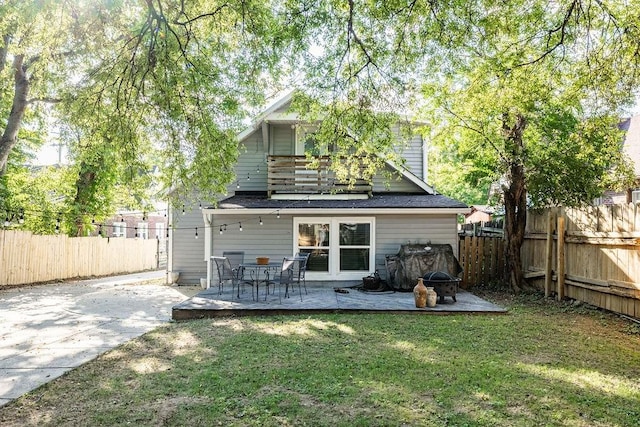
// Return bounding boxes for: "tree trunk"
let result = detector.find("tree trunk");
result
[72,166,97,237]
[0,55,30,176]
[502,113,528,292]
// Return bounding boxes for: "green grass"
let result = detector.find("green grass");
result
[1,291,639,426]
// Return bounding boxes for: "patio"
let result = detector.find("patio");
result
[171,281,508,320]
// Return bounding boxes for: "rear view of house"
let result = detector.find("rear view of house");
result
[168,93,468,284]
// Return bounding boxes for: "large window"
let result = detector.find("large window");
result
[297,223,330,273]
[338,223,371,271]
[294,217,374,279]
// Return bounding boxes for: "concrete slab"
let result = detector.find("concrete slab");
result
[0,271,197,408]
[0,368,71,399]
[172,282,508,320]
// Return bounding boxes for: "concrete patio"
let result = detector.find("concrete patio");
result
[172,281,508,320]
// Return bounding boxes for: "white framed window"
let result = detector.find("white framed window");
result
[294,124,335,156]
[294,217,375,280]
[113,222,126,238]
[137,222,149,239]
[155,223,165,239]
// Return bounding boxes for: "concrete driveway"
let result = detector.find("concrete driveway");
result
[0,271,197,408]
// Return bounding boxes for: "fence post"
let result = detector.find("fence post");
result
[557,215,566,301]
[544,209,554,298]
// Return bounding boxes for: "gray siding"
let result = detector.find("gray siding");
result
[174,210,459,283]
[371,164,422,193]
[400,132,425,180]
[226,131,267,194]
[389,125,425,180]
[271,124,294,155]
[168,202,207,284]
[211,213,292,259]
[375,214,458,266]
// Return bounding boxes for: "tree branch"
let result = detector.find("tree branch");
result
[443,105,509,164]
[511,0,579,69]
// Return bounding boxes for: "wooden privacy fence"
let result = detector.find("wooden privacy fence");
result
[523,205,640,318]
[458,234,505,288]
[0,230,160,287]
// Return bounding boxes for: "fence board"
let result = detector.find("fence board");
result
[463,204,639,319]
[1,230,160,287]
[522,205,639,319]
[458,235,505,288]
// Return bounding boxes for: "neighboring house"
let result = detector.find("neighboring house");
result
[96,208,168,268]
[168,93,469,284]
[595,113,640,205]
[99,210,168,240]
[464,205,494,224]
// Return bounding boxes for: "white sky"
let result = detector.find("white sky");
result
[35,142,67,166]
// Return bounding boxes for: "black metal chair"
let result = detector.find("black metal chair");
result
[294,252,310,295]
[222,251,247,295]
[222,251,244,270]
[271,257,302,302]
[211,256,243,298]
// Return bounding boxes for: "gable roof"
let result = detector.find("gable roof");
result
[236,91,295,142]
[236,91,438,195]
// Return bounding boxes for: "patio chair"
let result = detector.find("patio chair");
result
[271,257,303,302]
[222,251,247,294]
[222,251,244,270]
[294,252,310,295]
[211,256,243,298]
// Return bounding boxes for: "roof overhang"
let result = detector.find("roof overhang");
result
[203,207,469,215]
[384,159,435,194]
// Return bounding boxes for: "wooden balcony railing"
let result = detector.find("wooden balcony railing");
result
[267,155,372,197]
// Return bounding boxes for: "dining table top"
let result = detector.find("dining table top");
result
[240,261,282,268]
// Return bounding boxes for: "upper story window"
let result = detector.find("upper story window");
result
[295,124,333,156]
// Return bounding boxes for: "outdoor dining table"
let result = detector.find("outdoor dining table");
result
[240,261,282,301]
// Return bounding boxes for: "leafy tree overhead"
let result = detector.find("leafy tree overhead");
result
[282,0,639,291]
[420,0,639,290]
[1,0,291,233]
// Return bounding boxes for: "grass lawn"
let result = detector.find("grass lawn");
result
[1,291,639,426]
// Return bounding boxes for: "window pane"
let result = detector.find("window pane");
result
[339,223,369,246]
[307,250,329,272]
[298,223,329,247]
[340,249,370,271]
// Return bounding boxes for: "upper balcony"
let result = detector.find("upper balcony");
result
[267,155,372,199]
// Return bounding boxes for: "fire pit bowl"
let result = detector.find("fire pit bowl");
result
[423,271,461,303]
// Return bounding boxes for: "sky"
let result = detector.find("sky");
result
[35,142,67,166]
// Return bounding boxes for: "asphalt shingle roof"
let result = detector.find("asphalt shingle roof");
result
[211,193,468,210]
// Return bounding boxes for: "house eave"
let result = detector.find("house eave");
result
[203,207,470,215]
[384,159,436,194]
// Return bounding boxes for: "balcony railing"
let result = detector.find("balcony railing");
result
[267,155,372,197]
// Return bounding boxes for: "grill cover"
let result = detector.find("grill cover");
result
[385,244,462,291]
